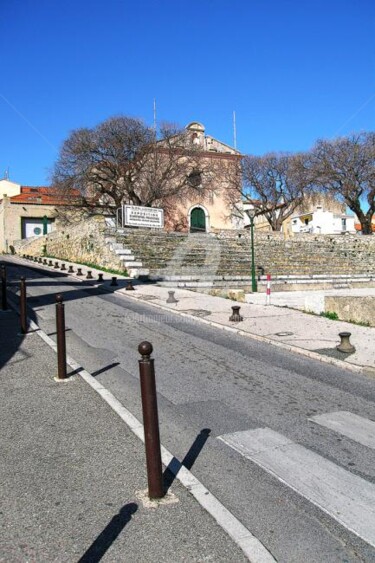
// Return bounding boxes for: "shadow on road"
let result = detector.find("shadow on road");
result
[164,428,211,492]
[78,502,138,563]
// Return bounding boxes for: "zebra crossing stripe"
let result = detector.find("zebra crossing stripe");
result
[310,411,375,449]
[219,427,375,548]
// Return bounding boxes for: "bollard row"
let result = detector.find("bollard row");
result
[19,254,164,501]
[21,254,113,286]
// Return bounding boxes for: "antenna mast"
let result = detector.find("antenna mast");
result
[153,99,157,133]
[233,110,237,150]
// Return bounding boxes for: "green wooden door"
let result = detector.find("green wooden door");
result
[190,208,206,232]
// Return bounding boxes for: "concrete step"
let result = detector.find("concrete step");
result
[127,267,150,278]
[115,249,134,256]
[116,250,135,260]
[124,261,143,268]
[156,274,375,291]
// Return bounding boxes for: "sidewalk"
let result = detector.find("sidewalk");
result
[113,285,375,375]
[0,307,249,562]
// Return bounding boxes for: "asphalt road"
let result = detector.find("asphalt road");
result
[6,260,375,562]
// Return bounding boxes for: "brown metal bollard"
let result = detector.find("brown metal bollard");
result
[86,270,93,279]
[337,332,356,353]
[166,290,177,303]
[98,273,104,282]
[43,258,47,265]
[229,305,243,322]
[68,265,74,273]
[55,294,67,380]
[20,276,27,334]
[126,281,135,291]
[54,261,59,269]
[76,268,83,276]
[138,341,164,499]
[48,260,53,267]
[1,265,7,310]
[60,263,66,271]
[110,276,118,286]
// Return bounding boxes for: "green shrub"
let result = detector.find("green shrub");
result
[320,311,339,320]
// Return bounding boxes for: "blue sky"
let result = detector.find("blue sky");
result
[1,0,374,185]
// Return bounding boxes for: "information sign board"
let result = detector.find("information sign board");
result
[123,205,164,228]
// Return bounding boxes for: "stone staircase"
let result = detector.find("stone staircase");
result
[104,228,375,291]
[104,235,144,276]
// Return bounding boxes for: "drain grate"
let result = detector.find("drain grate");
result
[274,331,294,337]
[181,309,212,318]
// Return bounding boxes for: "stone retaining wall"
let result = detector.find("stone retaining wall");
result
[12,221,375,279]
[13,216,125,272]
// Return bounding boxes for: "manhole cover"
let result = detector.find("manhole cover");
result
[181,309,212,318]
[275,331,294,337]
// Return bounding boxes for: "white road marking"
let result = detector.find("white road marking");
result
[219,427,375,548]
[310,411,375,449]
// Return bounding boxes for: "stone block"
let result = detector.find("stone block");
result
[324,296,375,326]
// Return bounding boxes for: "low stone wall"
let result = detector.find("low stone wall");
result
[13,216,125,272]
[324,296,375,327]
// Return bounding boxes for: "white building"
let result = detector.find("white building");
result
[291,205,356,235]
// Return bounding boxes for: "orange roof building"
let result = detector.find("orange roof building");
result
[0,180,76,252]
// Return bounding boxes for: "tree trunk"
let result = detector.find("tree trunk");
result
[360,218,373,235]
[272,217,283,231]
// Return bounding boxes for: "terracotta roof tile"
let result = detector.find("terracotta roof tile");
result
[9,186,80,205]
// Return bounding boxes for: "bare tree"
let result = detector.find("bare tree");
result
[310,132,375,234]
[52,115,216,220]
[225,152,310,231]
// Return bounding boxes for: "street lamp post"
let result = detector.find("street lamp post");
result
[246,208,257,292]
